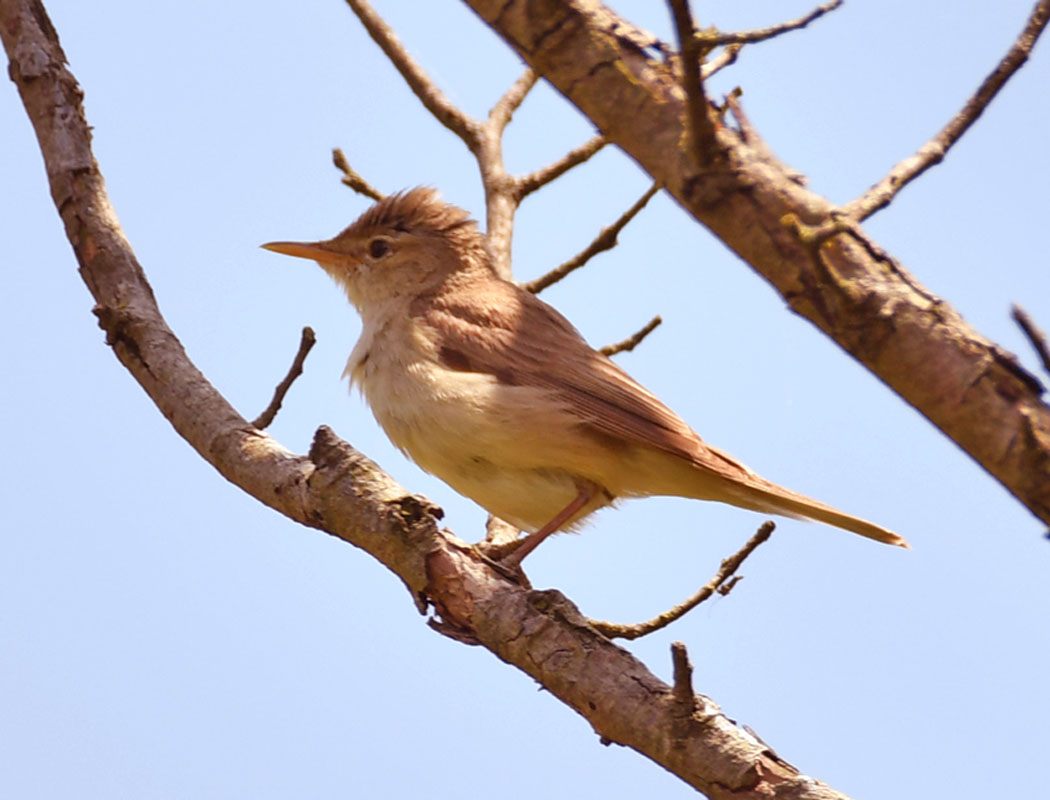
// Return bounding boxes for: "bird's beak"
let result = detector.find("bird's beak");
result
[261,240,337,264]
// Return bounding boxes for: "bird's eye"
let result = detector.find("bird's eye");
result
[368,238,391,259]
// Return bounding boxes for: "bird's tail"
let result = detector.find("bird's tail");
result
[721,478,908,548]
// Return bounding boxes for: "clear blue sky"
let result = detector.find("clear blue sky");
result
[3,1,1048,798]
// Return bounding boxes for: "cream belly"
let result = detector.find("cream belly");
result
[351,325,622,530]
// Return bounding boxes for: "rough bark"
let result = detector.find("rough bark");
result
[460,0,1050,529]
[2,1,855,796]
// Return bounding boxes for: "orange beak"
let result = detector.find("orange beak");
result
[261,240,337,264]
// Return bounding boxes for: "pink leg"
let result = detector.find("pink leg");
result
[500,483,598,570]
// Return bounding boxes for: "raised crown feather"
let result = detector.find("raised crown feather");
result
[340,187,477,240]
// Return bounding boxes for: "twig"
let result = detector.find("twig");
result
[1012,304,1050,376]
[344,0,481,150]
[700,43,742,80]
[332,148,385,201]
[668,0,718,163]
[252,327,317,430]
[600,315,663,356]
[843,0,1050,223]
[590,522,775,640]
[524,183,660,294]
[698,0,842,47]
[514,134,607,200]
[489,68,539,133]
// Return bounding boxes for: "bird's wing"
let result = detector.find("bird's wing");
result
[416,278,755,483]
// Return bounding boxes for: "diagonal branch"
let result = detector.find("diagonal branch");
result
[591,522,774,640]
[489,67,538,133]
[843,0,1050,222]
[600,315,663,357]
[344,0,481,151]
[698,0,842,47]
[252,326,317,430]
[523,183,660,294]
[513,133,607,200]
[332,148,385,201]
[1013,304,1050,377]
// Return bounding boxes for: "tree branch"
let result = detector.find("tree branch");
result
[332,148,385,201]
[489,67,538,133]
[698,0,842,47]
[843,0,1050,222]
[591,522,774,640]
[344,0,481,150]
[513,133,607,199]
[252,326,317,430]
[523,182,660,294]
[599,315,663,357]
[462,0,1050,531]
[2,3,854,797]
[668,0,719,164]
[1013,304,1050,377]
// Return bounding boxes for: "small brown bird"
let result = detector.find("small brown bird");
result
[264,188,907,567]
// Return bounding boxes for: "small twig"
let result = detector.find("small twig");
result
[332,148,385,201]
[344,0,481,151]
[524,183,660,294]
[489,68,539,133]
[600,315,663,356]
[670,642,697,711]
[514,134,607,200]
[844,0,1050,223]
[252,327,317,430]
[697,0,842,47]
[590,521,775,640]
[1012,304,1050,376]
[668,0,718,164]
[700,43,742,80]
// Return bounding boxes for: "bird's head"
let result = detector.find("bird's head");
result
[263,187,490,311]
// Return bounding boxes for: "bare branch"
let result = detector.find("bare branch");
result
[524,183,660,294]
[332,148,385,201]
[600,315,663,357]
[1013,304,1050,377]
[252,327,317,430]
[668,0,718,163]
[489,68,538,133]
[844,0,1050,222]
[670,641,698,711]
[344,0,481,150]
[701,43,742,80]
[513,134,607,200]
[698,0,842,47]
[591,522,775,640]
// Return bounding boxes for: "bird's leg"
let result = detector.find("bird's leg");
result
[498,482,597,571]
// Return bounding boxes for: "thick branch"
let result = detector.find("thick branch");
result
[462,0,1050,530]
[2,2,851,797]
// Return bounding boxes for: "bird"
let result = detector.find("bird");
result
[263,187,907,568]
